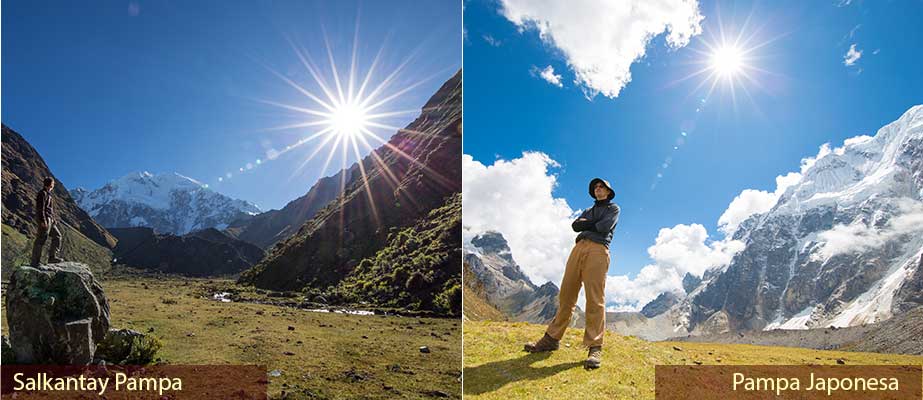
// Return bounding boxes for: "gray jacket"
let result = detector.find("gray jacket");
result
[572,200,620,247]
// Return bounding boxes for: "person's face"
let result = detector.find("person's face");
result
[593,182,611,200]
[48,181,55,190]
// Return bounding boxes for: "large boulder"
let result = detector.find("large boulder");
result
[5,262,110,364]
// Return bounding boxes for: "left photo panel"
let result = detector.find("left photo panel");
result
[1,1,462,399]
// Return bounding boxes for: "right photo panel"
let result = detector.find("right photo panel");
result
[462,0,923,399]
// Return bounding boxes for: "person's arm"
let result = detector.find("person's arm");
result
[572,209,595,232]
[35,191,47,226]
[593,205,620,233]
[572,218,595,232]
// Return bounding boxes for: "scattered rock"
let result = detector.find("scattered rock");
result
[269,370,282,377]
[288,326,295,331]
[343,369,368,383]
[283,351,295,356]
[836,358,846,365]
[419,346,431,354]
[672,346,683,351]
[5,263,110,364]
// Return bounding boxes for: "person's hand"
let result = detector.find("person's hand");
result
[39,221,48,230]
[577,218,588,221]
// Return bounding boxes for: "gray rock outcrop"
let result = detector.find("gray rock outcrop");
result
[5,262,110,364]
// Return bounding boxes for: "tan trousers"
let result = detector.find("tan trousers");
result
[545,239,609,347]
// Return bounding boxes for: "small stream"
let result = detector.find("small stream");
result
[209,291,377,316]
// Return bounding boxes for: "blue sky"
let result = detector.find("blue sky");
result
[462,0,923,309]
[3,0,461,210]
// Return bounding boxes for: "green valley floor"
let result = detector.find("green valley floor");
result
[2,272,462,400]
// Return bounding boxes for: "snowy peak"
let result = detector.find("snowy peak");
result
[72,171,261,235]
[776,105,923,214]
[684,105,923,334]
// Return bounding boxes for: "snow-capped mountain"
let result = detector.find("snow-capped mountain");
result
[71,172,261,235]
[661,105,923,336]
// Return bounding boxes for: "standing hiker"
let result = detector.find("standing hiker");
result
[524,177,620,369]
[31,177,63,266]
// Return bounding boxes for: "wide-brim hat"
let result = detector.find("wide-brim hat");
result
[588,178,615,200]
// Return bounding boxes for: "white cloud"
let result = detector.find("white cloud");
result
[462,152,578,285]
[844,43,862,66]
[605,224,744,310]
[816,199,923,260]
[498,0,703,99]
[482,34,502,47]
[530,65,564,87]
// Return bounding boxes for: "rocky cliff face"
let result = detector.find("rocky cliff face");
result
[239,70,462,292]
[226,164,358,249]
[71,172,260,235]
[463,230,561,323]
[640,291,680,318]
[109,227,264,276]
[2,125,116,269]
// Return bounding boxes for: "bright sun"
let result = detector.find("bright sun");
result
[329,102,369,138]
[710,45,743,77]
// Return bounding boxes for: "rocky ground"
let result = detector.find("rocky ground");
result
[2,268,462,400]
[674,306,923,355]
[463,320,923,400]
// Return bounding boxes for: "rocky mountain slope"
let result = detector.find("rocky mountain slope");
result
[2,125,116,270]
[463,262,508,321]
[109,227,264,276]
[71,172,260,235]
[239,71,462,301]
[625,105,923,340]
[225,164,358,249]
[463,230,562,323]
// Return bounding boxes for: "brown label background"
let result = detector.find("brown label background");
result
[655,365,922,400]
[0,365,267,399]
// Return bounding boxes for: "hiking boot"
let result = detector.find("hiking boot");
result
[524,333,559,353]
[585,346,602,369]
[48,257,63,263]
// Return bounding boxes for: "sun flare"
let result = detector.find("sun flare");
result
[246,27,455,229]
[329,101,369,138]
[710,45,743,77]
